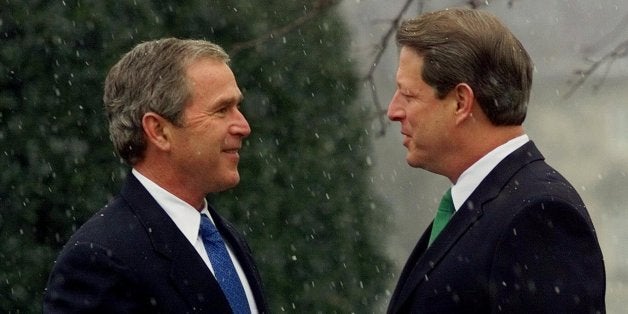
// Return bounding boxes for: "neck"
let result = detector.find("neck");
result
[133,160,205,211]
[446,125,524,183]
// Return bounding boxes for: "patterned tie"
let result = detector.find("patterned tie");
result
[428,188,455,245]
[199,214,250,314]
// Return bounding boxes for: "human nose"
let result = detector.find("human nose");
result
[231,109,251,138]
[387,90,404,122]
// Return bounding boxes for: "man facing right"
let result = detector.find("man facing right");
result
[386,8,605,313]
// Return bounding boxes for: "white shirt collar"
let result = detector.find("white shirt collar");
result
[131,169,210,246]
[131,170,258,313]
[451,134,529,211]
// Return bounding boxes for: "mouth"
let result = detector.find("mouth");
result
[401,132,410,147]
[222,147,241,158]
[223,148,240,153]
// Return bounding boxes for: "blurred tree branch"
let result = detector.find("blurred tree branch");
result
[364,0,415,136]
[230,0,341,56]
[565,12,628,98]
[564,39,628,98]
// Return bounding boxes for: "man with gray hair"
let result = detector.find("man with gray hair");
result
[386,8,605,313]
[44,38,267,313]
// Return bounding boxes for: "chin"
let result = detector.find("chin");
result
[225,173,241,188]
[406,149,431,169]
[209,174,241,193]
[405,156,422,168]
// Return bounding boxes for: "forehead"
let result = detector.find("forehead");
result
[396,47,425,86]
[185,58,241,100]
[186,58,233,84]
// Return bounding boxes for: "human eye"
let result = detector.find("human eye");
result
[217,106,229,114]
[211,101,232,116]
[401,88,414,97]
[396,89,411,102]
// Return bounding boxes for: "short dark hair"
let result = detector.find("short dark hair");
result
[397,8,533,125]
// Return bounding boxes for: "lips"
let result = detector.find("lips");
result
[222,149,240,164]
[223,148,240,157]
[222,141,241,153]
[400,132,410,147]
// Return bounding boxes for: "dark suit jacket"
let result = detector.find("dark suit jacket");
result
[44,173,268,313]
[387,142,605,314]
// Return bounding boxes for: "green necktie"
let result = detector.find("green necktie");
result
[428,188,454,245]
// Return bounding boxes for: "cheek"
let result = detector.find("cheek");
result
[407,114,425,134]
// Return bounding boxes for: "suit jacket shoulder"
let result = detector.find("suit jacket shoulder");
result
[388,142,605,314]
[44,174,267,313]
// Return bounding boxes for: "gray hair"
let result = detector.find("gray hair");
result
[103,38,230,165]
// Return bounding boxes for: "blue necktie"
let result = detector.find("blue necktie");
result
[428,188,455,245]
[199,214,250,314]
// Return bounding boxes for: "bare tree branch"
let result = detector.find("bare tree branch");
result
[468,0,489,9]
[565,11,628,97]
[564,39,628,98]
[364,0,416,136]
[229,0,341,57]
[581,12,628,55]
[468,0,519,8]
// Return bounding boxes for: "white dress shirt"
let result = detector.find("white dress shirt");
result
[450,134,530,212]
[132,169,259,313]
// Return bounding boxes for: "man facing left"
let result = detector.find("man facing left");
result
[44,38,267,313]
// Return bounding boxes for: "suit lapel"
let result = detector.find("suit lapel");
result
[167,249,232,312]
[120,174,232,312]
[388,225,430,311]
[389,142,545,313]
[390,201,484,313]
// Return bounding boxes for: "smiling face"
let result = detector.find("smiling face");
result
[169,58,250,194]
[387,47,457,174]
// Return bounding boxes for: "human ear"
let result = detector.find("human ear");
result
[142,112,172,151]
[453,83,474,124]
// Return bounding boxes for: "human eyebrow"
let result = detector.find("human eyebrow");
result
[396,80,411,94]
[213,94,244,112]
[231,93,244,106]
[397,85,414,97]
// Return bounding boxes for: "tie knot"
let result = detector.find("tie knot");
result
[438,188,454,214]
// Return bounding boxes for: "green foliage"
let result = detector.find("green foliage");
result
[0,0,392,312]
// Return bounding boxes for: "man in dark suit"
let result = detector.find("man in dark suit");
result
[386,8,605,313]
[44,38,267,313]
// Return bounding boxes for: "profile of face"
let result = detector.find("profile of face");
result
[168,58,251,194]
[387,47,456,173]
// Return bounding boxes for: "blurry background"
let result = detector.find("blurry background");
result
[1,0,626,313]
[0,1,391,312]
[341,0,628,312]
